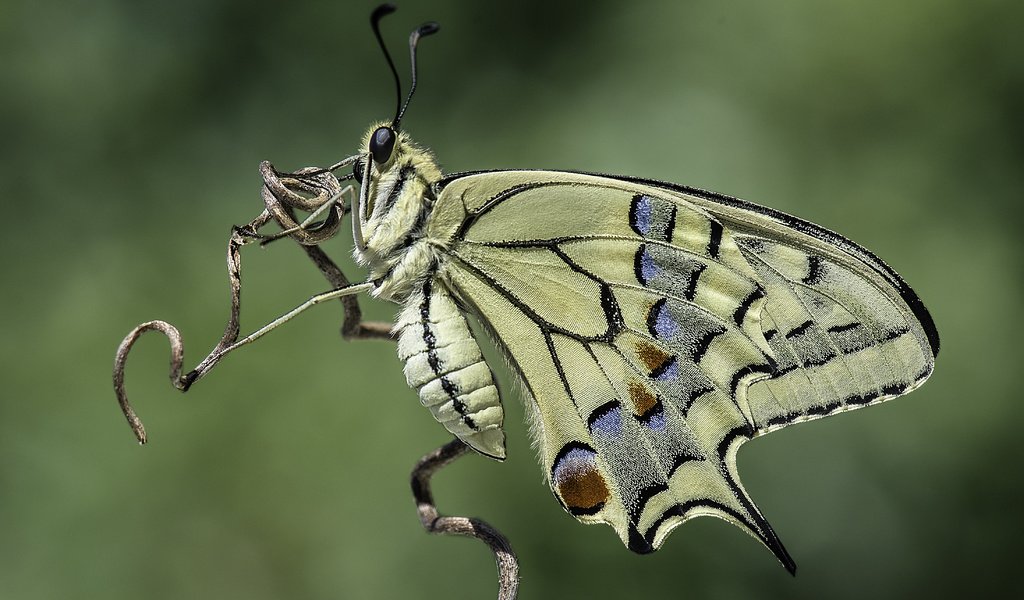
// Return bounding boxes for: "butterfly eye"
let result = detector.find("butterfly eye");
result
[369,126,396,164]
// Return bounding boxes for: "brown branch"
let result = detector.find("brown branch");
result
[113,320,187,443]
[112,162,371,442]
[258,161,343,246]
[113,212,270,443]
[412,439,520,599]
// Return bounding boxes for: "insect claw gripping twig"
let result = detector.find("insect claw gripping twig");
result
[412,439,520,600]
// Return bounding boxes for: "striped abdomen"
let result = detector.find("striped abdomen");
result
[395,279,506,459]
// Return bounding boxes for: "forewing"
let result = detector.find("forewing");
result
[622,174,939,432]
[433,170,936,566]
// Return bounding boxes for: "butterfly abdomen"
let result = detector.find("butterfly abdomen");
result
[395,278,507,459]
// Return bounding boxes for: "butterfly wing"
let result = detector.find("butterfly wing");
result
[426,170,937,568]
[615,173,939,431]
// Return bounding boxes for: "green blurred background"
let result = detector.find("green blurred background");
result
[3,0,1021,597]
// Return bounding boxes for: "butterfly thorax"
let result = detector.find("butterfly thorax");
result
[353,126,444,301]
[352,127,508,458]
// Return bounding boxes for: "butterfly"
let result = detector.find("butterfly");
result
[115,3,939,576]
[331,6,940,572]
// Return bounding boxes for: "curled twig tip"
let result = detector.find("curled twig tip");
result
[113,320,188,445]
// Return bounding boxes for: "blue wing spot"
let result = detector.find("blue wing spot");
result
[646,298,681,341]
[633,244,660,285]
[588,400,623,437]
[629,194,653,236]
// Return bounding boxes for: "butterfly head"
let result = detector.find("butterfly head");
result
[351,120,426,180]
[351,117,440,236]
[352,123,400,183]
[352,121,439,202]
[357,3,439,171]
[348,6,443,288]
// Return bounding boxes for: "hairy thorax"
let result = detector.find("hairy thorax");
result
[353,126,445,302]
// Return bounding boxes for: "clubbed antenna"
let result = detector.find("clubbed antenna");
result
[393,21,440,129]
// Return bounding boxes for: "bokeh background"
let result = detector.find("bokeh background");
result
[3,0,1021,598]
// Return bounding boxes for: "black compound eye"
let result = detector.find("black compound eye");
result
[369,126,396,164]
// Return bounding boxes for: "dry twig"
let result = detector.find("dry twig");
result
[112,159,518,597]
[412,439,520,599]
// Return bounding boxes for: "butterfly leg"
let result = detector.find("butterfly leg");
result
[411,438,519,600]
[114,279,373,442]
[297,243,395,341]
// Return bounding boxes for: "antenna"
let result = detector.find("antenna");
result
[393,22,440,129]
[370,4,402,128]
